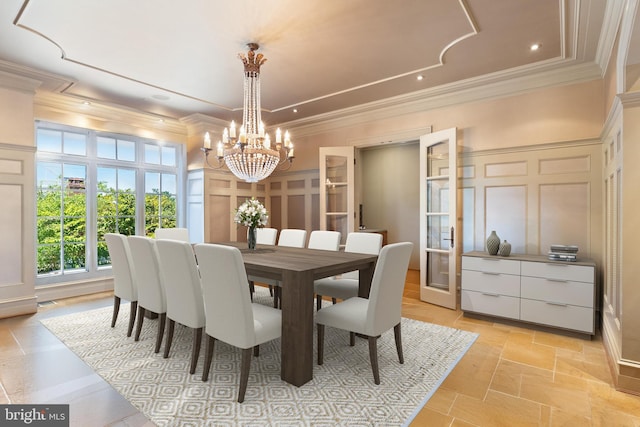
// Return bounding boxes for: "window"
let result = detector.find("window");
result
[35,122,183,284]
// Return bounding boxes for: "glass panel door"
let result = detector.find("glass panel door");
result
[420,128,457,309]
[319,147,354,246]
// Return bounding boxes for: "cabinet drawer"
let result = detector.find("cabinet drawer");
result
[462,290,520,319]
[461,270,520,297]
[520,299,594,334]
[521,261,593,283]
[521,276,593,308]
[462,256,520,275]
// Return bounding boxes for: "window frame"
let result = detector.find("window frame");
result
[35,121,185,286]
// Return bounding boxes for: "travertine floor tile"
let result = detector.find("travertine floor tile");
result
[450,390,542,427]
[502,336,556,370]
[555,352,613,384]
[519,371,592,417]
[549,407,591,427]
[534,330,584,352]
[424,387,457,414]
[410,407,454,426]
[490,359,553,396]
[440,342,500,400]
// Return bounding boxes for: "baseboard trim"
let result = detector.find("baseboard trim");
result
[602,315,640,395]
[0,296,37,319]
[35,278,114,303]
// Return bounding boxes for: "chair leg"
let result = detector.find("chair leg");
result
[111,296,121,327]
[202,335,215,381]
[238,347,253,403]
[190,327,203,374]
[127,301,138,337]
[164,319,175,358]
[317,324,325,365]
[268,285,273,297]
[253,345,259,357]
[249,280,255,302]
[316,295,322,311]
[350,332,356,346]
[368,335,380,385]
[332,297,337,305]
[155,313,166,353]
[394,323,404,364]
[273,287,281,309]
[134,306,145,341]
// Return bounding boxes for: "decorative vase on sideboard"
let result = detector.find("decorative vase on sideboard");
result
[498,240,512,256]
[486,230,500,255]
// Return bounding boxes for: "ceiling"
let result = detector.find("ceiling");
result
[0,0,611,128]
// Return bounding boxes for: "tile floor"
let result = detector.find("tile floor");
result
[0,271,638,426]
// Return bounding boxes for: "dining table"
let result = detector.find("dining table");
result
[219,242,378,387]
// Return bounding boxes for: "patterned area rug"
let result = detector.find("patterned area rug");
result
[41,288,478,426]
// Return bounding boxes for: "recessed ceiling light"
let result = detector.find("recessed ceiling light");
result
[530,43,541,51]
[82,101,91,105]
[293,109,298,113]
[417,75,424,81]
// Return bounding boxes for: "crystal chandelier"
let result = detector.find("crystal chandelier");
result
[201,43,294,183]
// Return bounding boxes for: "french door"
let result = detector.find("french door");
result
[419,128,458,309]
[319,147,355,246]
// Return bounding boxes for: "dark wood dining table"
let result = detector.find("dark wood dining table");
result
[219,242,378,387]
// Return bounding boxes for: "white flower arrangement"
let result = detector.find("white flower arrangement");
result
[234,197,268,228]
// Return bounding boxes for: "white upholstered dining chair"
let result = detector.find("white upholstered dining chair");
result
[105,233,138,337]
[314,232,383,310]
[256,227,278,245]
[277,229,307,247]
[307,230,341,251]
[155,239,206,374]
[249,228,308,308]
[127,236,167,353]
[154,227,190,242]
[195,243,282,403]
[315,242,413,384]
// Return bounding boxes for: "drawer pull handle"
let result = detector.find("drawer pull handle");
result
[481,258,501,261]
[545,263,568,267]
[546,279,568,283]
[546,301,568,307]
[482,272,500,276]
[482,292,500,297]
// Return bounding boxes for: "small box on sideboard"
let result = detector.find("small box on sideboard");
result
[461,251,596,336]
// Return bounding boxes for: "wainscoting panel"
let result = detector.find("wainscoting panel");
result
[0,184,22,284]
[461,140,602,260]
[539,182,589,252]
[485,185,527,254]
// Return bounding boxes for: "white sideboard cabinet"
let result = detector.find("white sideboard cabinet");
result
[461,251,596,335]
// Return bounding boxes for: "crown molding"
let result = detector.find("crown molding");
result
[284,59,603,138]
[0,59,71,93]
[34,92,187,138]
[0,69,42,93]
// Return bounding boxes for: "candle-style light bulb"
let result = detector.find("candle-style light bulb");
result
[222,128,229,144]
[264,133,271,149]
[288,144,294,158]
[275,128,282,144]
[204,132,211,149]
[216,141,223,157]
[230,121,236,138]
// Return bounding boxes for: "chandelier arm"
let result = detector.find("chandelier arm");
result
[201,148,225,169]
